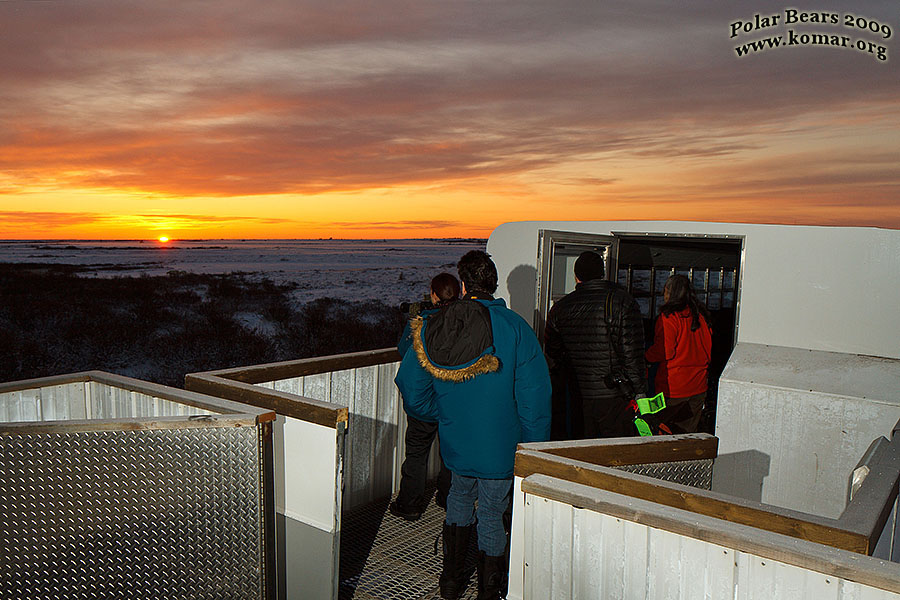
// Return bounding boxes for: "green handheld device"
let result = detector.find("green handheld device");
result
[636,392,666,416]
[634,392,666,437]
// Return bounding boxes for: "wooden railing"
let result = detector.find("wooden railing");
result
[515,430,900,556]
[185,348,400,428]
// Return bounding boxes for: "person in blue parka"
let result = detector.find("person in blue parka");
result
[394,250,551,600]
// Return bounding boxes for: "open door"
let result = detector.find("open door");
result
[535,230,618,340]
[535,228,743,433]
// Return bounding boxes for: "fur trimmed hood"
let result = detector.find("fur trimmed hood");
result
[394,295,552,479]
[409,299,500,382]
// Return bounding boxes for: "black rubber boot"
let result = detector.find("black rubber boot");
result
[439,523,473,599]
[477,551,507,600]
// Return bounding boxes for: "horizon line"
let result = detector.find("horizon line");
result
[0,237,489,242]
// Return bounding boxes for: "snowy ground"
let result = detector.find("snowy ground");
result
[0,239,486,307]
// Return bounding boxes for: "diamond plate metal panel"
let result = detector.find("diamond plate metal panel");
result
[614,459,714,490]
[1,426,265,600]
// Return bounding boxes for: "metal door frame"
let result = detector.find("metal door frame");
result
[535,229,618,342]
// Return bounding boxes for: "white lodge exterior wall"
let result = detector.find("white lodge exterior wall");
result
[487,221,900,360]
[715,343,900,520]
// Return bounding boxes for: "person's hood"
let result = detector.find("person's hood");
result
[409,298,500,382]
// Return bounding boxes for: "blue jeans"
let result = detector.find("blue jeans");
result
[445,472,512,556]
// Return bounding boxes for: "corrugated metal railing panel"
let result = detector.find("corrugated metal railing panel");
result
[90,382,216,419]
[374,362,402,500]
[265,360,411,511]
[0,425,266,600]
[0,382,213,423]
[348,365,376,509]
[0,383,87,422]
[522,494,900,600]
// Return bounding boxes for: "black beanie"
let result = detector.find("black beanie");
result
[574,251,605,282]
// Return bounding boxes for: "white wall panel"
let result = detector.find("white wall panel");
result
[736,554,842,600]
[346,364,373,508]
[549,498,574,598]
[682,534,734,600]
[5,389,41,422]
[842,581,899,600]
[647,526,682,600]
[89,383,210,418]
[277,415,338,530]
[571,504,608,599]
[621,519,649,600]
[523,495,558,598]
[523,491,900,600]
[39,383,85,421]
[509,476,527,600]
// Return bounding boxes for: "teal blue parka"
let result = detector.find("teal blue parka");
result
[394,295,551,479]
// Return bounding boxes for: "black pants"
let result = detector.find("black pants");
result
[396,415,451,510]
[584,397,636,438]
[659,391,706,433]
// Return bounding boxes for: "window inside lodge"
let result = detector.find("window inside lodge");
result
[612,235,743,433]
[616,240,740,320]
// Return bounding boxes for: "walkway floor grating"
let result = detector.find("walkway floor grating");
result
[339,490,481,600]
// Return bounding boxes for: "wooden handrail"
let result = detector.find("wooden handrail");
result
[191,348,400,384]
[185,372,348,428]
[183,347,401,428]
[519,433,718,467]
[516,427,900,556]
[0,370,275,424]
[515,445,868,554]
[838,433,900,554]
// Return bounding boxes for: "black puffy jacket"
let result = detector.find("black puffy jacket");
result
[544,278,646,436]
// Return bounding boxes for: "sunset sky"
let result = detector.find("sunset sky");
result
[1,0,897,239]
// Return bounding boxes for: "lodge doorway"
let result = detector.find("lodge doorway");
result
[536,230,744,433]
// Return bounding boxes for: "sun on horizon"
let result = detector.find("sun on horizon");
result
[157,236,170,243]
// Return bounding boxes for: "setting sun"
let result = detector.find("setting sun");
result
[158,236,170,243]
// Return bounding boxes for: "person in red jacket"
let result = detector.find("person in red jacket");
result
[645,274,712,433]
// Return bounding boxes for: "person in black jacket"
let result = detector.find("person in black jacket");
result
[390,272,459,520]
[544,251,646,438]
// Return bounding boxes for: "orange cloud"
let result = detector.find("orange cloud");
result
[0,0,898,237]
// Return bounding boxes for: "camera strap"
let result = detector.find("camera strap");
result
[603,290,623,374]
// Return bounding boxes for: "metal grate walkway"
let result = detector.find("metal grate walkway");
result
[339,490,480,600]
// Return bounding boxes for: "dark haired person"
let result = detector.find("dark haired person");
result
[397,272,461,357]
[544,250,646,439]
[390,272,459,520]
[395,250,551,600]
[645,274,713,433]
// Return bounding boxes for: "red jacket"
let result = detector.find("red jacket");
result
[645,308,712,399]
